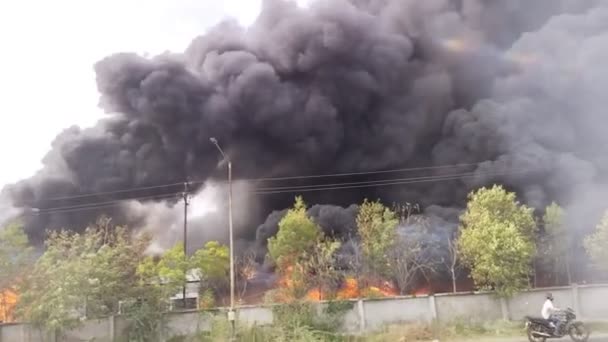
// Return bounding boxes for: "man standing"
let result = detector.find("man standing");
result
[542,292,561,335]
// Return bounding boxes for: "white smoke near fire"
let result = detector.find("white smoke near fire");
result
[124,180,259,254]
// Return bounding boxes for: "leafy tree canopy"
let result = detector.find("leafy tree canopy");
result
[17,218,150,332]
[268,196,321,269]
[191,241,230,291]
[539,202,572,284]
[356,199,398,277]
[0,223,33,291]
[584,210,608,273]
[458,185,536,297]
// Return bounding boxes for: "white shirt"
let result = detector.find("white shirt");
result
[542,299,555,319]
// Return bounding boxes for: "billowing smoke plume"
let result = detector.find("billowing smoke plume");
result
[2,0,608,259]
[124,180,259,254]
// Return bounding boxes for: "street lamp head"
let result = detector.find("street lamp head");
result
[210,137,218,144]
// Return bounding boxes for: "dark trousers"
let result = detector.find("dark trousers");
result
[549,314,561,334]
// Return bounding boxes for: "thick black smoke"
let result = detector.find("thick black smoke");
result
[2,0,608,259]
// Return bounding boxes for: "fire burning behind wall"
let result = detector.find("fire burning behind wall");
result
[1,0,608,294]
[0,289,18,323]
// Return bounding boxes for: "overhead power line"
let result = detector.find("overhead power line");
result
[31,192,182,215]
[35,182,187,203]
[34,162,484,203]
[254,169,528,195]
[254,171,484,191]
[26,167,533,216]
[243,162,484,182]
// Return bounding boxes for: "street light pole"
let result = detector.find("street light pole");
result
[182,182,189,309]
[210,137,236,339]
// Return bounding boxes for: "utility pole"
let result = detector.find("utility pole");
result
[228,159,235,338]
[210,137,236,340]
[182,181,189,309]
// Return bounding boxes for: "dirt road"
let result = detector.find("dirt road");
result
[448,333,608,342]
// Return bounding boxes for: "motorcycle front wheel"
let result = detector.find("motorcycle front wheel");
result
[569,322,590,342]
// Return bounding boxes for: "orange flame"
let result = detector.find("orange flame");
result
[306,288,325,301]
[335,278,398,300]
[299,277,400,302]
[0,288,18,322]
[336,277,359,299]
[413,286,431,296]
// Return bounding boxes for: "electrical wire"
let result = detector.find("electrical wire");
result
[253,170,489,191]
[34,182,188,203]
[239,162,484,182]
[33,162,484,203]
[31,192,182,215]
[254,169,529,195]
[27,167,534,215]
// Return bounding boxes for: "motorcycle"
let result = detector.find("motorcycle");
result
[525,308,590,342]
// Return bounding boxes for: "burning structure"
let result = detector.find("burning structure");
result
[2,0,608,294]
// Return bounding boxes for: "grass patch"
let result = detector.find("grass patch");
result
[441,318,521,338]
[362,319,522,341]
[156,317,556,342]
[587,321,608,333]
[362,322,435,342]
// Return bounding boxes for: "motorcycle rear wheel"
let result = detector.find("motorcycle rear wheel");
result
[569,323,590,342]
[527,326,547,342]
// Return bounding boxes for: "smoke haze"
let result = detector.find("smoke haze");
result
[1,0,608,261]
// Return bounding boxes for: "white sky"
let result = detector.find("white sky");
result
[0,0,309,188]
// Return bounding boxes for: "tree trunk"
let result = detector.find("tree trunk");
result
[451,268,457,293]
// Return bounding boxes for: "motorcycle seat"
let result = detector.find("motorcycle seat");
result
[525,316,550,324]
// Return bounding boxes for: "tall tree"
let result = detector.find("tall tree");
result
[0,223,33,322]
[268,196,320,269]
[356,199,399,278]
[17,218,150,332]
[190,241,230,305]
[137,243,189,300]
[457,185,537,297]
[584,210,608,273]
[0,223,33,291]
[539,202,572,285]
[443,235,464,293]
[388,237,428,295]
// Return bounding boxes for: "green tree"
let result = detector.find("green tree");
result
[0,223,33,291]
[268,196,320,269]
[190,241,230,305]
[137,243,189,298]
[124,243,191,341]
[457,185,536,297]
[17,218,150,332]
[584,210,608,273]
[539,202,572,285]
[0,223,33,322]
[356,199,399,278]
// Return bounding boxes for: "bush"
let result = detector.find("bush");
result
[271,300,354,335]
[195,316,327,342]
[273,301,317,329]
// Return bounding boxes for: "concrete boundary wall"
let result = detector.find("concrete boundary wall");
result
[2,284,607,341]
